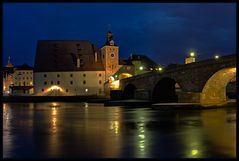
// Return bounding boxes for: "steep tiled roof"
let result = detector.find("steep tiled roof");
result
[34,40,104,72]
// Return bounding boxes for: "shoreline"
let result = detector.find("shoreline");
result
[2,96,109,103]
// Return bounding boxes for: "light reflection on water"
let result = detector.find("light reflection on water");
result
[2,103,236,159]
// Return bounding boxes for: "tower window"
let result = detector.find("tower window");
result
[57,74,60,77]
[66,89,68,92]
[70,74,73,77]
[111,53,114,57]
[99,80,102,84]
[70,81,73,85]
[99,73,102,77]
[42,89,44,92]
[51,81,53,85]
[83,80,86,84]
[44,74,47,78]
[57,81,60,85]
[44,81,47,85]
[83,74,86,77]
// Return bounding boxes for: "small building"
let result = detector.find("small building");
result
[11,64,34,95]
[3,56,14,94]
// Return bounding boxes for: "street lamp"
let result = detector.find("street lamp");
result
[190,52,195,57]
[214,55,219,59]
[139,66,143,70]
[158,67,163,71]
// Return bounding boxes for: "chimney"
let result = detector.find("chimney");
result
[95,52,97,62]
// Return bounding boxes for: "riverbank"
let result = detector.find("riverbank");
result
[2,96,109,103]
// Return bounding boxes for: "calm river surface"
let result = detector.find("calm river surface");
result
[3,102,236,159]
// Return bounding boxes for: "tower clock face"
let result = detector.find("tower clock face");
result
[110,52,115,58]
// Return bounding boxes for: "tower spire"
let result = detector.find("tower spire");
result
[105,25,116,46]
[8,56,11,64]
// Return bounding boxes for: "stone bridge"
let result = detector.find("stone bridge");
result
[119,54,236,106]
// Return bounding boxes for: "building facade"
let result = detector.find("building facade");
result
[3,57,14,94]
[11,64,34,95]
[34,31,119,96]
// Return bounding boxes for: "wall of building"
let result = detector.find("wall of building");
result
[13,70,33,86]
[34,71,105,96]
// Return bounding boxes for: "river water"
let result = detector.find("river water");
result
[3,102,236,159]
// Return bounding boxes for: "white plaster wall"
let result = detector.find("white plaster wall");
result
[34,71,106,96]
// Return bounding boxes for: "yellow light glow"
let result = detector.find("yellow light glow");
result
[115,75,118,78]
[158,67,163,71]
[190,52,195,57]
[191,149,198,155]
[85,88,88,92]
[138,134,145,139]
[30,82,33,85]
[215,55,219,59]
[139,66,143,70]
[3,85,6,90]
[110,80,120,89]
[46,85,63,92]
[119,73,133,80]
[109,76,115,83]
[52,107,57,116]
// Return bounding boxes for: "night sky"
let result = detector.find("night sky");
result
[3,3,236,67]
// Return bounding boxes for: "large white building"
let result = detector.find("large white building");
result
[34,31,120,96]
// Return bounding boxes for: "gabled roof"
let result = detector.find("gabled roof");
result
[34,40,104,72]
[15,64,33,70]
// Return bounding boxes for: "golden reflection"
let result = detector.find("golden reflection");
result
[51,107,58,133]
[110,121,119,134]
[137,122,146,156]
[201,109,236,157]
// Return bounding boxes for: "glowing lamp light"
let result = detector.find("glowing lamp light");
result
[190,52,195,57]
[115,75,118,78]
[191,149,198,156]
[158,67,163,71]
[139,66,144,70]
[214,55,219,59]
[47,85,63,92]
[85,88,88,92]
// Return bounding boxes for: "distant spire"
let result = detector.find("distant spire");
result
[6,56,13,67]
[8,56,11,64]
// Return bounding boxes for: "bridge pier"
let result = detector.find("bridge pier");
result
[177,92,201,103]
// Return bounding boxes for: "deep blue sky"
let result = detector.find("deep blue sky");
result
[3,3,236,67]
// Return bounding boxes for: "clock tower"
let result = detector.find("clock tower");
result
[101,30,119,81]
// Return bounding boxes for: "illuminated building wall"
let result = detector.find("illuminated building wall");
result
[34,71,105,96]
[10,64,34,95]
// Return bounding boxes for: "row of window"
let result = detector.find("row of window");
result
[43,80,102,85]
[15,77,32,80]
[43,73,102,78]
[41,88,102,93]
[16,72,32,74]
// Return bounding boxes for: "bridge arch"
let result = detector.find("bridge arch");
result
[152,77,179,103]
[122,84,137,99]
[200,67,236,105]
